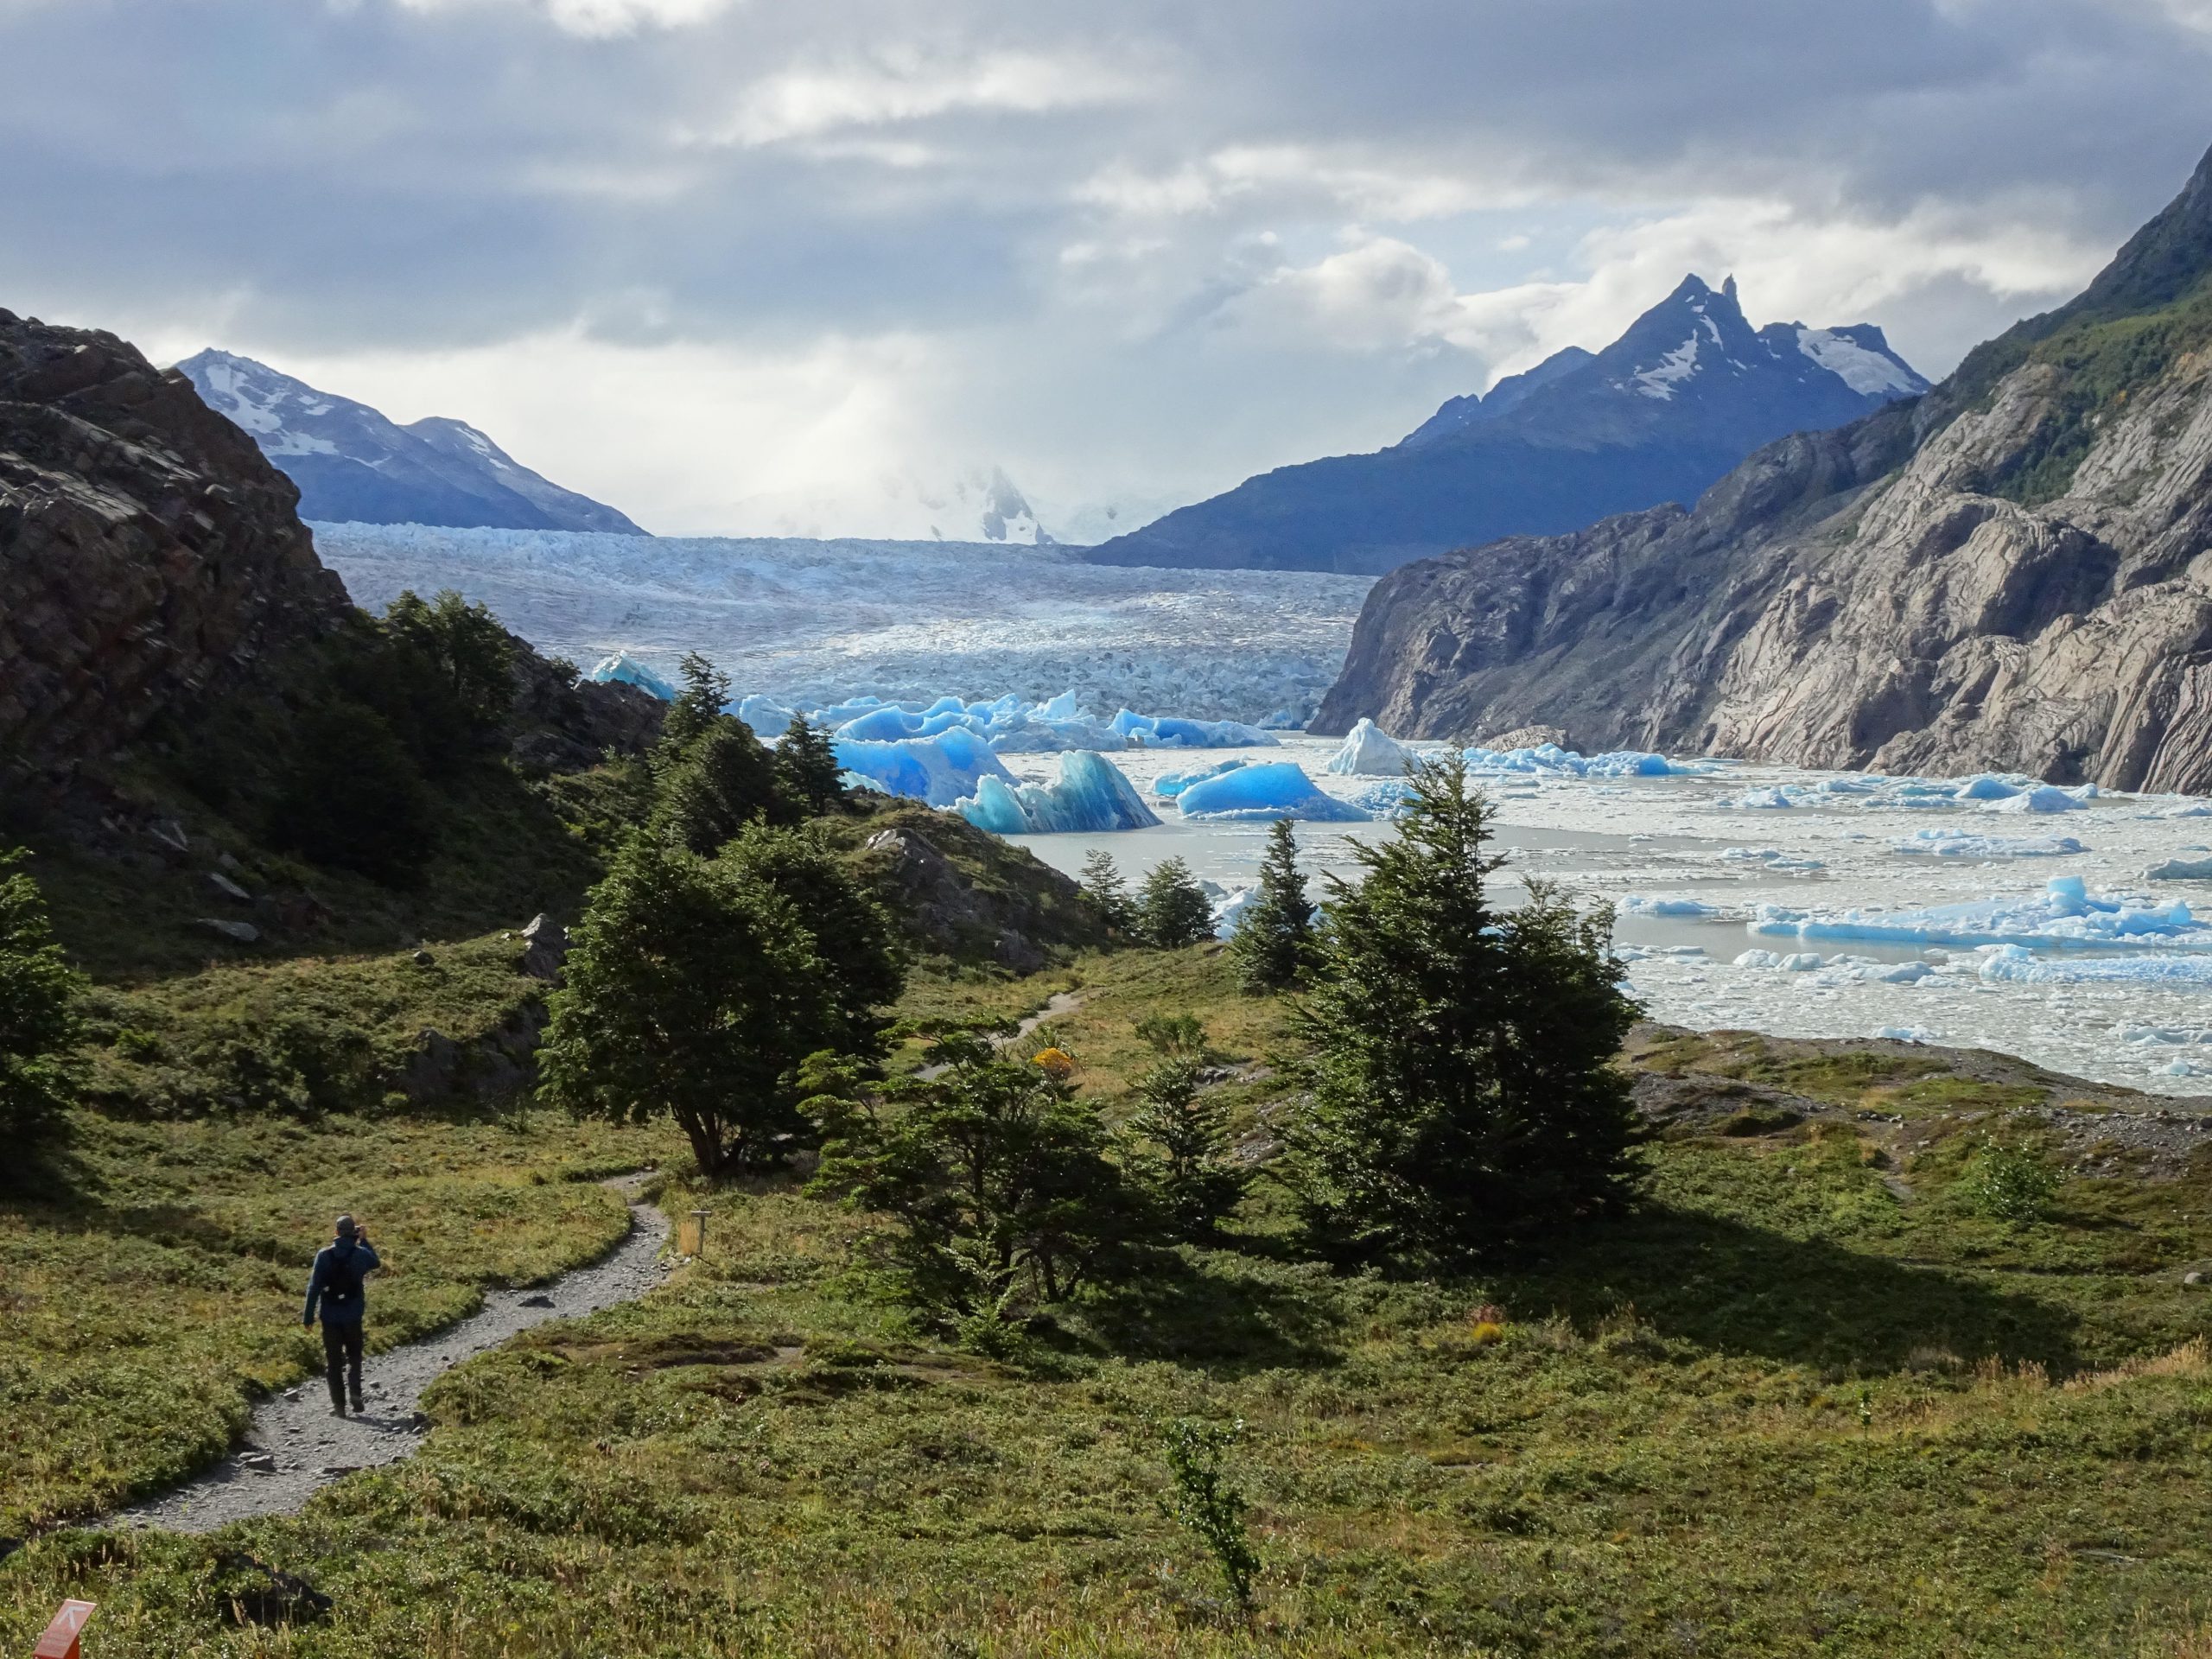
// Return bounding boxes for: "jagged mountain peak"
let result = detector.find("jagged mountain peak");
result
[176,349,646,536]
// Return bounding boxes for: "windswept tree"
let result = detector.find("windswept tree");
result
[1137,856,1214,950]
[1228,818,1314,992]
[0,849,81,1166]
[1283,756,1645,1262]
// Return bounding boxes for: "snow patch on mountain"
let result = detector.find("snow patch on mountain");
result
[1796,327,1922,397]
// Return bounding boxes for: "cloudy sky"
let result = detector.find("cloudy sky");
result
[3,0,2209,537]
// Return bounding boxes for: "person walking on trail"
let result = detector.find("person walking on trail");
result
[302,1215,380,1415]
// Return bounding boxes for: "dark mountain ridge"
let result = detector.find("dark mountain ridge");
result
[177,349,647,536]
[1085,276,1925,574]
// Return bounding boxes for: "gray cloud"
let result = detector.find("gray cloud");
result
[3,0,2208,531]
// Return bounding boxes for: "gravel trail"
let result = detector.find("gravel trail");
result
[116,1176,671,1535]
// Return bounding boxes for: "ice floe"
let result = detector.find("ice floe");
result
[1750,874,2207,953]
[1891,830,2086,858]
[1326,718,1419,777]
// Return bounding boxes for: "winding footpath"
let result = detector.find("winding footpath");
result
[116,1176,671,1535]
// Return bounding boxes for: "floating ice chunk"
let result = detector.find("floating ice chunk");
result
[1463,742,1696,779]
[2113,1025,2212,1046]
[1624,896,1719,918]
[1349,779,1417,817]
[1114,710,1277,748]
[836,728,1013,808]
[1326,718,1418,776]
[2148,803,2212,820]
[1154,759,1248,798]
[1872,1027,1941,1044]
[587,652,677,701]
[1952,775,2025,801]
[1891,830,2086,858]
[737,694,797,739]
[2145,857,2212,880]
[957,751,1160,835]
[1727,787,1796,810]
[1750,874,2204,952]
[1212,885,1259,938]
[1780,952,1825,971]
[1735,948,1782,968]
[1977,946,2212,987]
[1176,760,1370,823]
[1985,784,2088,815]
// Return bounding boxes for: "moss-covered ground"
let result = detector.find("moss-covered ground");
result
[9,945,2212,1655]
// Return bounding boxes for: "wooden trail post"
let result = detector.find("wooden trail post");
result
[689,1208,713,1255]
[35,1602,95,1659]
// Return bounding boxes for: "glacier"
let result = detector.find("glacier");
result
[313,522,1369,724]
[1176,760,1371,823]
[955,751,1160,836]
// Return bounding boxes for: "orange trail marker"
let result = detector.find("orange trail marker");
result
[35,1601,96,1659]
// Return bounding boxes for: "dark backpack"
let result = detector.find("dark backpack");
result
[321,1245,364,1315]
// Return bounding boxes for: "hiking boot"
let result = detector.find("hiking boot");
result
[349,1391,365,1414]
[329,1400,347,1417]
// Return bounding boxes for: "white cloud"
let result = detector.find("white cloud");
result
[714,47,1154,148]
[396,0,738,35]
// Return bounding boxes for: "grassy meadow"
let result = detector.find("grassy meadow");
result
[7,943,2212,1654]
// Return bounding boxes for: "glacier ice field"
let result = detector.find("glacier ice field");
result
[311,519,2212,1098]
[312,523,1370,724]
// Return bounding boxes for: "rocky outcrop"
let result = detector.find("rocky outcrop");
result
[1318,143,2212,792]
[0,311,349,784]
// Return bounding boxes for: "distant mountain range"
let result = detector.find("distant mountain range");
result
[1086,275,1928,575]
[176,350,647,535]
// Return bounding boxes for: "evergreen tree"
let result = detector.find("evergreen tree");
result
[650,719,791,854]
[1137,856,1214,950]
[1127,1057,1247,1242]
[810,1030,1145,1327]
[538,837,834,1177]
[383,589,516,726]
[720,822,904,1052]
[776,718,847,816]
[656,652,733,759]
[1228,819,1314,992]
[1283,756,1645,1262]
[1077,849,1136,937]
[0,849,81,1165]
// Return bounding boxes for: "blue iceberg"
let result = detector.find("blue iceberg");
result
[956,751,1160,834]
[1154,759,1249,799]
[1113,709,1277,748]
[587,652,678,701]
[1177,760,1370,823]
[835,728,1013,808]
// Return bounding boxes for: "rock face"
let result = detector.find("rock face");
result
[0,312,350,784]
[1087,275,1925,575]
[177,350,647,536]
[1317,143,2212,795]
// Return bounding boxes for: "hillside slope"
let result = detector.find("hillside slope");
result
[1087,276,1924,575]
[1318,143,2212,794]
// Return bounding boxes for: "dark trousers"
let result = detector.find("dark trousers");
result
[321,1319,365,1409]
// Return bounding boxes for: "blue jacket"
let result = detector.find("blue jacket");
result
[303,1237,380,1326]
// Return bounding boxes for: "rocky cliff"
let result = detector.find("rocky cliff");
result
[0,312,350,783]
[1317,143,2212,794]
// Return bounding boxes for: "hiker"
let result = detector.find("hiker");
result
[302,1215,380,1415]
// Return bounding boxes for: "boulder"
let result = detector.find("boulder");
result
[519,913,568,981]
[194,918,259,944]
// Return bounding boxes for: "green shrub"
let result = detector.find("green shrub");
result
[1156,1416,1262,1614]
[1958,1137,2060,1223]
[0,849,81,1163]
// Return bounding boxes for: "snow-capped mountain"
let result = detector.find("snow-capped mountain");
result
[1087,275,1928,574]
[175,350,646,535]
[728,466,1056,545]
